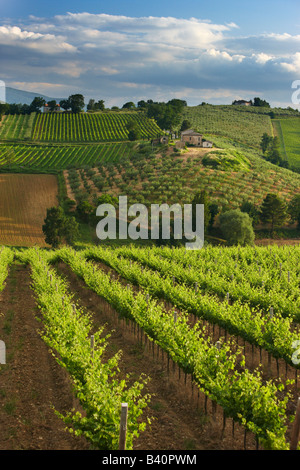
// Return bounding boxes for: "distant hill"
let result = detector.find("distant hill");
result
[5,87,64,106]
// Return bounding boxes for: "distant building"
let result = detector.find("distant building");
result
[232,100,252,106]
[43,103,63,113]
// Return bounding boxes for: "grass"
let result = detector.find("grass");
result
[278,118,300,169]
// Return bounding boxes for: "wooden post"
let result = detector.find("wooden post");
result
[0,340,6,364]
[291,397,300,450]
[90,335,95,358]
[119,403,128,450]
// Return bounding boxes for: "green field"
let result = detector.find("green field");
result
[277,118,300,169]
[180,105,273,148]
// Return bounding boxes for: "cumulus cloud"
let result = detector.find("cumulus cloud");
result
[0,12,298,107]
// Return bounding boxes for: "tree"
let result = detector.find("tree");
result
[240,200,260,226]
[29,96,46,113]
[192,190,211,234]
[126,120,141,141]
[180,119,192,132]
[47,100,57,111]
[76,200,95,223]
[87,99,105,111]
[259,193,288,234]
[68,94,85,113]
[253,97,270,108]
[122,102,136,110]
[87,99,95,111]
[146,100,184,131]
[219,209,255,246]
[208,203,219,230]
[60,99,71,111]
[288,195,300,229]
[0,102,9,117]
[42,206,78,248]
[260,133,272,154]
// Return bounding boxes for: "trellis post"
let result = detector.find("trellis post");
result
[119,403,128,450]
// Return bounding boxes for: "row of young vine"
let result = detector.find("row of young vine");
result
[1,246,299,449]
[82,245,300,368]
[42,246,297,450]
[32,113,162,143]
[15,247,151,450]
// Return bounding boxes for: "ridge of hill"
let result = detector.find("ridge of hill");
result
[5,87,64,106]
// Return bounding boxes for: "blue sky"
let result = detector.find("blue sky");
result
[1,0,300,107]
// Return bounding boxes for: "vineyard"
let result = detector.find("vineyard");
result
[0,243,300,450]
[31,112,162,143]
[0,142,135,170]
[0,112,162,144]
[0,113,36,141]
[180,105,273,148]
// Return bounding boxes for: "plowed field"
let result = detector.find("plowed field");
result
[0,174,58,247]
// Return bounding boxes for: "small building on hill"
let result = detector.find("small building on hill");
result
[151,135,169,146]
[181,129,203,147]
[232,100,252,106]
[43,103,63,113]
[202,140,213,148]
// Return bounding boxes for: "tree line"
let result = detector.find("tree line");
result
[190,189,300,246]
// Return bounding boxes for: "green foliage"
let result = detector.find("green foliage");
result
[253,97,270,108]
[240,200,260,226]
[219,209,255,246]
[42,206,79,247]
[202,149,251,171]
[288,194,300,228]
[16,248,151,450]
[192,190,211,234]
[259,193,288,233]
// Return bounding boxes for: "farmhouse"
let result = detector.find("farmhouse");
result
[232,100,252,106]
[180,129,213,148]
[43,103,63,113]
[181,129,203,147]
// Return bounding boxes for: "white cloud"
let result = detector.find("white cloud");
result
[252,52,274,64]
[0,25,76,54]
[281,52,300,73]
[0,13,299,107]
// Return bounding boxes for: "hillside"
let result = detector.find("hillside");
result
[0,105,299,245]
[63,138,300,214]
[5,87,64,106]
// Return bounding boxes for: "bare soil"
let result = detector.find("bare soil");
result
[0,174,58,247]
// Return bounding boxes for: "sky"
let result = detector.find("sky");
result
[1,0,300,108]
